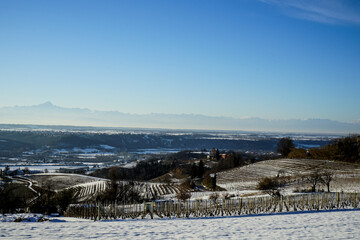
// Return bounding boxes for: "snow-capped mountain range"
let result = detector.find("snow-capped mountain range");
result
[0,102,359,134]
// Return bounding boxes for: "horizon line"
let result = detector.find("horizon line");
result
[0,122,352,136]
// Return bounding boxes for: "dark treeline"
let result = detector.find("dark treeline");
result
[216,152,246,172]
[288,135,360,163]
[0,181,75,214]
[1,129,328,158]
[91,159,177,181]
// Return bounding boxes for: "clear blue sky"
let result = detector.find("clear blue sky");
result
[1,0,360,123]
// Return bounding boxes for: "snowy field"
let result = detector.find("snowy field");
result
[1,210,359,239]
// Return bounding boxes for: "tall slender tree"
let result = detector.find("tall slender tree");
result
[277,137,294,157]
[197,160,205,178]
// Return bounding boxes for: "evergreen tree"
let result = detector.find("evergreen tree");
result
[211,174,217,190]
[190,163,197,179]
[215,149,220,161]
[197,160,205,178]
[277,137,294,157]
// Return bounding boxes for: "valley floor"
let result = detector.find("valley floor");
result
[1,209,359,239]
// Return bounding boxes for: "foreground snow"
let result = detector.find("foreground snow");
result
[1,210,359,239]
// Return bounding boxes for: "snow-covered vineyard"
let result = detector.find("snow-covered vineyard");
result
[65,192,359,220]
[1,158,360,239]
[217,158,360,192]
[70,180,190,202]
[22,159,360,203]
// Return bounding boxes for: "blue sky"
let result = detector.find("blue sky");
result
[1,0,360,123]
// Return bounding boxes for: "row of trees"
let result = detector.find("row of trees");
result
[91,159,176,181]
[277,136,360,163]
[216,152,244,171]
[304,169,334,192]
[309,136,360,163]
[257,168,334,196]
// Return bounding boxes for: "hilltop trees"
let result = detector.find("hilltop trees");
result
[91,159,176,181]
[277,137,294,157]
[332,136,359,163]
[216,152,244,171]
[287,135,360,163]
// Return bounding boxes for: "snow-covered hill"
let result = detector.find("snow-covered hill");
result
[217,158,360,193]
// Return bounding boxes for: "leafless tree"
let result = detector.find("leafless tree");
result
[306,170,323,192]
[321,170,334,192]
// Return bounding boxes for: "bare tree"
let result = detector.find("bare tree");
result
[306,170,323,192]
[321,170,334,192]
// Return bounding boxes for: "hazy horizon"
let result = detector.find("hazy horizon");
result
[0,101,359,134]
[2,100,360,123]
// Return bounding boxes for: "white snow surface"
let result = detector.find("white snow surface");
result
[1,210,359,239]
[121,161,137,168]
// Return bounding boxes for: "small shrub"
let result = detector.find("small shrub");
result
[176,188,191,202]
[222,193,231,200]
[209,192,219,203]
[288,148,307,159]
[257,177,282,196]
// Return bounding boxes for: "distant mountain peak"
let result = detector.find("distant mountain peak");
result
[40,101,53,106]
[37,101,56,108]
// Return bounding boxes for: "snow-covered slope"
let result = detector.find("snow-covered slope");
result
[217,159,360,193]
[1,210,359,239]
[69,180,189,202]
